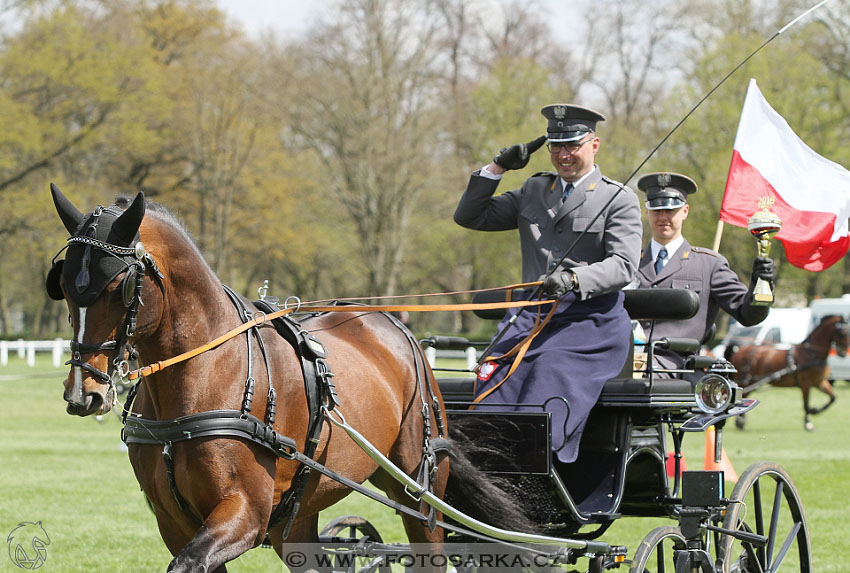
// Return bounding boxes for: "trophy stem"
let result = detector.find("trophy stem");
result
[748,202,781,306]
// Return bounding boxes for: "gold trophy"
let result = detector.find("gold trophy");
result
[747,197,782,306]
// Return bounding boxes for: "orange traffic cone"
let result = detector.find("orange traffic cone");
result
[704,425,738,483]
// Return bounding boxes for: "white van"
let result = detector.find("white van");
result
[712,307,812,358]
[808,295,850,382]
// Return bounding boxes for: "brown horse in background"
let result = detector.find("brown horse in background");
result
[726,314,849,431]
[45,185,529,572]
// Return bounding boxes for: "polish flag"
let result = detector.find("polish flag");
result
[720,79,850,271]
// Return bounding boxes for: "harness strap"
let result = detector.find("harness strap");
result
[251,298,335,533]
[222,286,258,415]
[127,297,553,381]
[122,409,298,456]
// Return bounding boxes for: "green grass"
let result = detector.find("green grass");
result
[2,356,848,571]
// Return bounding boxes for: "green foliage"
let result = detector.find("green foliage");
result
[3,0,850,336]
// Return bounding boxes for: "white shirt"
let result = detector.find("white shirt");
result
[650,236,684,269]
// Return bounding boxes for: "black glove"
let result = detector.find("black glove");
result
[493,135,547,171]
[540,271,576,298]
[751,256,776,286]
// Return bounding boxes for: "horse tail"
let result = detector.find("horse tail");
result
[432,424,537,534]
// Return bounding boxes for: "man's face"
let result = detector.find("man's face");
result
[648,204,689,244]
[548,134,599,182]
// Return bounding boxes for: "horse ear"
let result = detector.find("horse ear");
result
[113,192,146,245]
[50,183,84,235]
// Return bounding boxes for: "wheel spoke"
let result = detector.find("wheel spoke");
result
[771,521,802,572]
[766,480,784,568]
[753,479,766,566]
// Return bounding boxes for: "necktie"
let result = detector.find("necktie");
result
[655,247,668,274]
[562,182,574,202]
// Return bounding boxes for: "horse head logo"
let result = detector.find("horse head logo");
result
[6,521,50,569]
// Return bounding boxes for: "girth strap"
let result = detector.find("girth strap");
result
[253,298,335,534]
[122,409,298,456]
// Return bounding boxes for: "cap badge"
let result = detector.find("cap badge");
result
[553,105,566,119]
[658,173,671,188]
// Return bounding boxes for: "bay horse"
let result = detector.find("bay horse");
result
[726,314,848,431]
[45,185,529,572]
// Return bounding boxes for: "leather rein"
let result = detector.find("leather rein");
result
[124,283,553,383]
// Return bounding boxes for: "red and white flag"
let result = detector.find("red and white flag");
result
[721,78,850,271]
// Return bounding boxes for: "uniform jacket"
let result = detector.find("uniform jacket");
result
[454,166,642,299]
[637,238,769,345]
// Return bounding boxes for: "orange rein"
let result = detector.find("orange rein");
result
[127,281,551,381]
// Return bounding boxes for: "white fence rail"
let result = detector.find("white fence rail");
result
[0,340,479,370]
[0,339,70,368]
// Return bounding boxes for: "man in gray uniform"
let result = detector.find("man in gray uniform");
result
[636,172,776,370]
[453,104,642,463]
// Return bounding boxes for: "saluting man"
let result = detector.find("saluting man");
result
[453,104,642,464]
[636,172,776,370]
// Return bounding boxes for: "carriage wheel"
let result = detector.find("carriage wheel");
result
[319,515,385,542]
[319,515,389,573]
[717,461,812,573]
[628,526,687,572]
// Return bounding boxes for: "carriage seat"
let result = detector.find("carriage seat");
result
[469,286,699,323]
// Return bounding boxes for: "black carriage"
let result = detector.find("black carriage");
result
[327,288,811,572]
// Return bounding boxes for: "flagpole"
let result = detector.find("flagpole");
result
[712,220,725,252]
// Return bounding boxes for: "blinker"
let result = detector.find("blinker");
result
[46,260,65,301]
[122,266,139,308]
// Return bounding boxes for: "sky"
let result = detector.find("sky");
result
[216,1,325,36]
[216,0,580,39]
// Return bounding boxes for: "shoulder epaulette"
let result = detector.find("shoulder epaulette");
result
[601,175,631,191]
[690,246,719,258]
[531,171,557,178]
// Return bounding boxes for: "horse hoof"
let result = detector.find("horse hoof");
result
[805,422,815,431]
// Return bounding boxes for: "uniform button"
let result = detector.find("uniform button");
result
[556,226,562,233]
[554,247,561,253]
[651,284,657,288]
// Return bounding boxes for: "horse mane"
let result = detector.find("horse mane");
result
[112,194,215,279]
[113,194,191,237]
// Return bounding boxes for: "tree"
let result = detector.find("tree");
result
[283,0,449,297]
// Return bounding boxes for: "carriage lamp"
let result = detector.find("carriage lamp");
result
[747,198,782,306]
[694,373,736,414]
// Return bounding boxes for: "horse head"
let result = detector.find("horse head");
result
[831,316,850,358]
[46,183,165,416]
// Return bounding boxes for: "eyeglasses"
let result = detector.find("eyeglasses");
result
[547,137,596,154]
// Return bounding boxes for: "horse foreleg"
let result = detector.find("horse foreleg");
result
[807,379,837,417]
[801,386,816,432]
[167,493,269,573]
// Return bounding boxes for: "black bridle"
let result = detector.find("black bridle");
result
[58,237,164,393]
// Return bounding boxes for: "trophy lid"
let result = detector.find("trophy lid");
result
[748,207,782,234]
